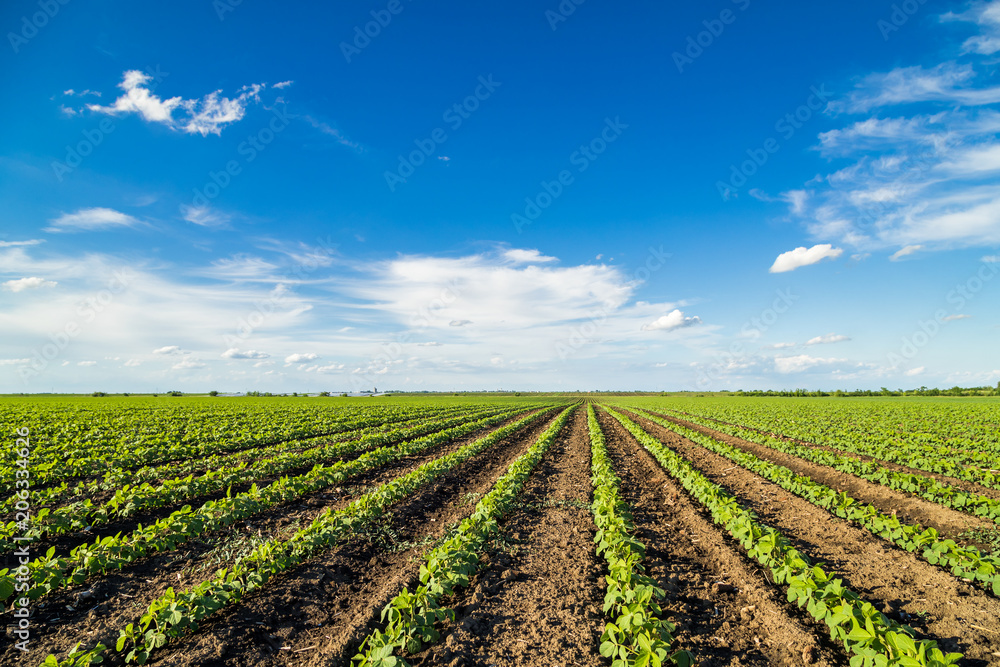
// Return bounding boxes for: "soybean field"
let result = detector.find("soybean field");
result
[3,395,1000,667]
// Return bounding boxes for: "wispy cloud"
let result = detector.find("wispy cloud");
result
[0,239,44,248]
[889,245,923,261]
[774,354,847,374]
[303,115,365,152]
[777,6,1000,254]
[45,207,142,233]
[181,205,232,228]
[805,333,850,345]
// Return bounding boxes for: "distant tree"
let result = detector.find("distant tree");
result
[91,391,107,397]
[319,391,330,397]
[209,390,219,396]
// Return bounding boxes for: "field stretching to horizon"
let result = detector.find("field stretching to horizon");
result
[3,395,1000,667]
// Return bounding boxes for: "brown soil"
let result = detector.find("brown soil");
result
[672,410,1000,502]
[17,410,520,576]
[410,404,605,667]
[598,408,845,667]
[638,411,995,542]
[627,410,1000,666]
[5,409,553,667]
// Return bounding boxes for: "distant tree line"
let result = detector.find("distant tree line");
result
[732,383,1000,397]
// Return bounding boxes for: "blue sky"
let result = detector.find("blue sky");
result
[1,0,999,392]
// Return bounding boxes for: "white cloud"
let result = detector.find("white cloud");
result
[285,352,320,364]
[124,359,142,367]
[2,277,57,292]
[153,345,183,355]
[943,1,1000,55]
[983,255,1000,263]
[805,333,850,345]
[172,358,206,370]
[85,70,266,136]
[890,245,923,261]
[302,115,365,152]
[449,320,473,327]
[942,314,972,321]
[0,239,43,248]
[77,361,97,367]
[905,366,926,376]
[45,208,141,233]
[764,342,796,349]
[774,354,847,374]
[313,363,345,373]
[181,205,231,228]
[769,244,843,273]
[273,80,294,89]
[223,348,270,359]
[502,248,558,264]
[833,63,1000,113]
[0,359,31,366]
[641,309,702,332]
[774,12,1000,254]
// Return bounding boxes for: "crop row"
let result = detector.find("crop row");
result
[2,404,411,484]
[0,405,507,551]
[670,401,1000,471]
[41,407,556,666]
[587,405,693,667]
[0,407,536,604]
[633,408,1000,597]
[603,406,962,667]
[0,406,467,518]
[1,404,465,492]
[352,405,575,666]
[652,408,1000,524]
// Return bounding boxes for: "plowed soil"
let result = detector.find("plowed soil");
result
[8,409,550,667]
[412,405,605,667]
[626,409,1000,666]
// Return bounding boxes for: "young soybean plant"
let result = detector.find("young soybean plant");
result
[352,405,576,667]
[588,405,695,667]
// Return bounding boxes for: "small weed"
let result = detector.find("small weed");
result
[958,526,1000,554]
